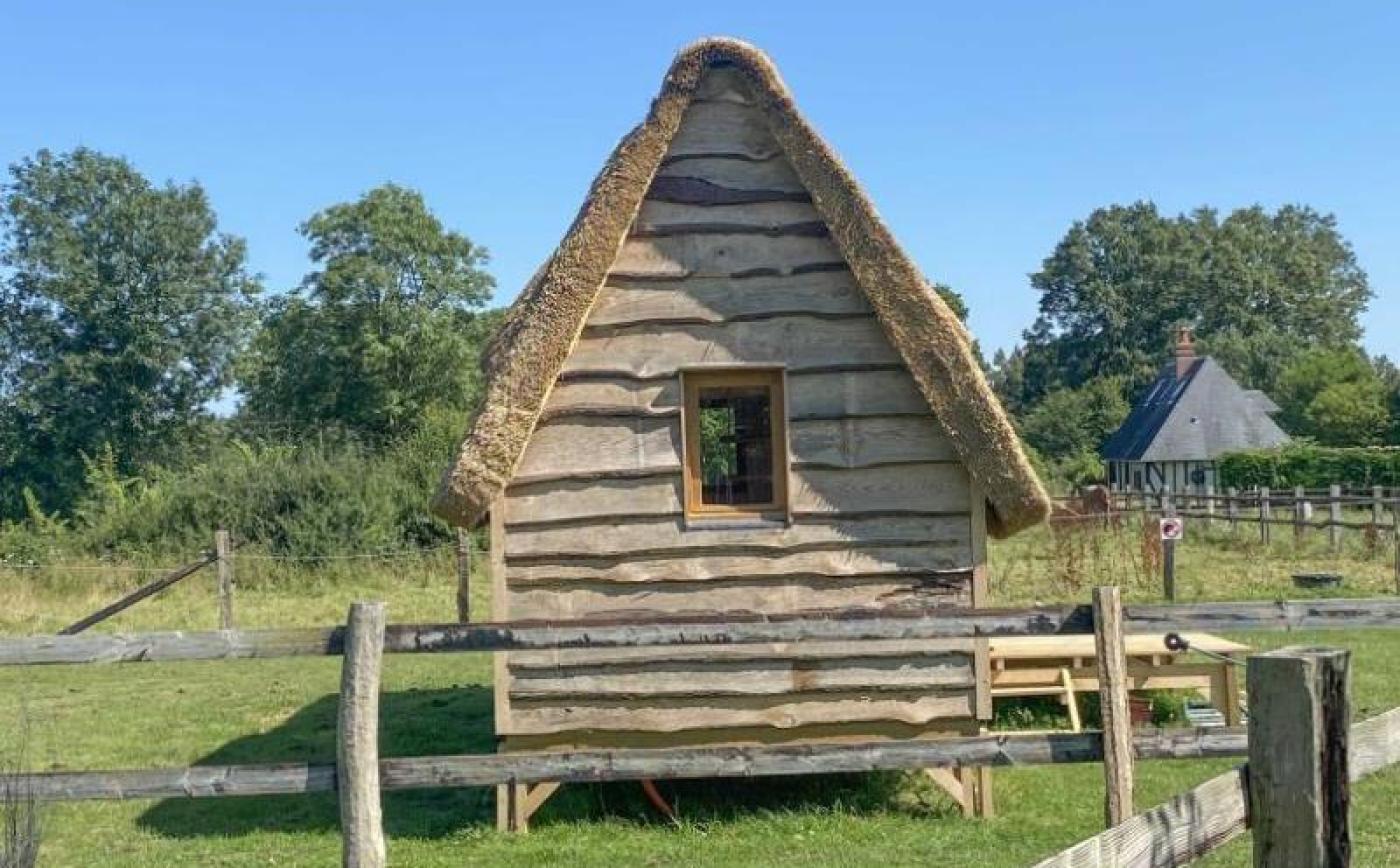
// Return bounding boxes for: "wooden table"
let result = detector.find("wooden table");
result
[988,633,1247,730]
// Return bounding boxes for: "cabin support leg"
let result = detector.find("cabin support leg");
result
[496,780,562,833]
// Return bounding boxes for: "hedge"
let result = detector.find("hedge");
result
[1217,444,1400,490]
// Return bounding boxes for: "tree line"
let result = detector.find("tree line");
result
[989,201,1395,486]
[1,147,1393,553]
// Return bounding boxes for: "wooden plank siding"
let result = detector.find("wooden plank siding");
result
[495,66,979,740]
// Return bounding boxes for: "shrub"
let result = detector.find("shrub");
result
[1218,443,1400,489]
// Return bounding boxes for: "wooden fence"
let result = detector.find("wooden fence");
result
[5,595,1400,866]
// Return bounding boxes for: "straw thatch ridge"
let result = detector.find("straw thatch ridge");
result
[432,36,1049,537]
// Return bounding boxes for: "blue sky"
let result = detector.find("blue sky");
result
[4,1,1398,361]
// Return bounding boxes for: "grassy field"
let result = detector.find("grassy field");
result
[2,520,1399,867]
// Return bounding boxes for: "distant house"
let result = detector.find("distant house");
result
[1102,328,1289,494]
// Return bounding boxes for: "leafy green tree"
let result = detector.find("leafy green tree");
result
[1274,347,1390,446]
[240,184,495,444]
[1018,377,1130,460]
[1008,202,1371,410]
[0,148,260,518]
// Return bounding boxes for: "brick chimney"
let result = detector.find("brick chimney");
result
[1174,325,1196,379]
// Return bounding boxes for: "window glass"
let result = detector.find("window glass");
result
[683,370,786,514]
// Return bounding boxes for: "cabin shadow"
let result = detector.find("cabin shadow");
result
[136,684,953,840]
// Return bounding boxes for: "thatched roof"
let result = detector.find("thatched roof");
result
[433,37,1049,537]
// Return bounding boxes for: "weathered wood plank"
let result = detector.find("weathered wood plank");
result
[655,155,805,193]
[791,464,971,515]
[630,199,822,236]
[509,653,975,699]
[514,416,682,480]
[506,690,977,734]
[667,99,780,161]
[611,233,844,280]
[8,600,1400,666]
[691,66,756,104]
[504,514,969,560]
[587,270,868,328]
[1032,766,1250,868]
[508,637,975,670]
[16,726,1257,802]
[644,176,811,207]
[791,417,958,466]
[561,316,899,379]
[538,368,929,422]
[506,573,972,619]
[505,545,972,585]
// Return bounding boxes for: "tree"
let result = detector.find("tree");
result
[0,148,260,518]
[1018,377,1131,460]
[240,184,495,444]
[1273,347,1390,446]
[1009,202,1371,410]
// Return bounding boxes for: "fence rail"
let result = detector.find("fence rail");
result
[7,598,1400,667]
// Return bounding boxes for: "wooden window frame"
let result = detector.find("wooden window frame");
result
[681,367,789,519]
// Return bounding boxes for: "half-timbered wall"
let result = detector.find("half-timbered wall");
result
[496,66,982,740]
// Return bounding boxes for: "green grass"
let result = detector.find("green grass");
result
[2,528,1399,866]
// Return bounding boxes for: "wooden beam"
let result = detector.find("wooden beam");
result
[16,727,1250,802]
[338,602,386,868]
[1248,646,1351,867]
[1093,587,1134,826]
[9,600,1400,667]
[455,528,472,624]
[1329,485,1343,553]
[57,551,218,635]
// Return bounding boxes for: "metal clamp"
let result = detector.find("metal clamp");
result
[1164,632,1245,667]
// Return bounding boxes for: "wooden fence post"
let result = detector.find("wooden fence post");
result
[455,528,472,624]
[1162,499,1178,602]
[1328,484,1343,553]
[1092,586,1133,827]
[1372,486,1385,534]
[1260,487,1272,545]
[1247,646,1350,867]
[1228,486,1240,534]
[1294,485,1307,543]
[215,529,234,630]
[338,602,387,868]
[1205,481,1217,529]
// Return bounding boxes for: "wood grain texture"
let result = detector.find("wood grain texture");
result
[789,464,970,514]
[337,602,386,868]
[666,99,781,161]
[508,638,975,670]
[610,233,844,280]
[503,514,970,560]
[631,199,823,235]
[16,725,1260,802]
[513,416,682,480]
[537,368,930,422]
[506,574,973,619]
[1092,586,1134,826]
[505,690,977,735]
[509,653,975,699]
[587,270,868,328]
[505,546,972,585]
[560,316,900,379]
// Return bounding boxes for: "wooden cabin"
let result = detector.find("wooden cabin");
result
[433,37,1049,829]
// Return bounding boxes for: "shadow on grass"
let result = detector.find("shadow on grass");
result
[137,685,959,841]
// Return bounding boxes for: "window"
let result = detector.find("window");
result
[682,369,787,516]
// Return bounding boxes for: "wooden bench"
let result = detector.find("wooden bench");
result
[988,633,1247,730]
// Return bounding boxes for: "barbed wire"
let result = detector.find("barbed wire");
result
[1,541,458,572]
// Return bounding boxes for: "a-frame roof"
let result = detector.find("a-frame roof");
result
[1101,358,1290,461]
[432,37,1049,537]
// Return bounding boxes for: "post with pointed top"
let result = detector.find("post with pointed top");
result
[1247,646,1350,867]
[339,602,387,868]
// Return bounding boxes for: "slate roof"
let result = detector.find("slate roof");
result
[1101,357,1290,461]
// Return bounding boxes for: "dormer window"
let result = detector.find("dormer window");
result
[682,369,788,517]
